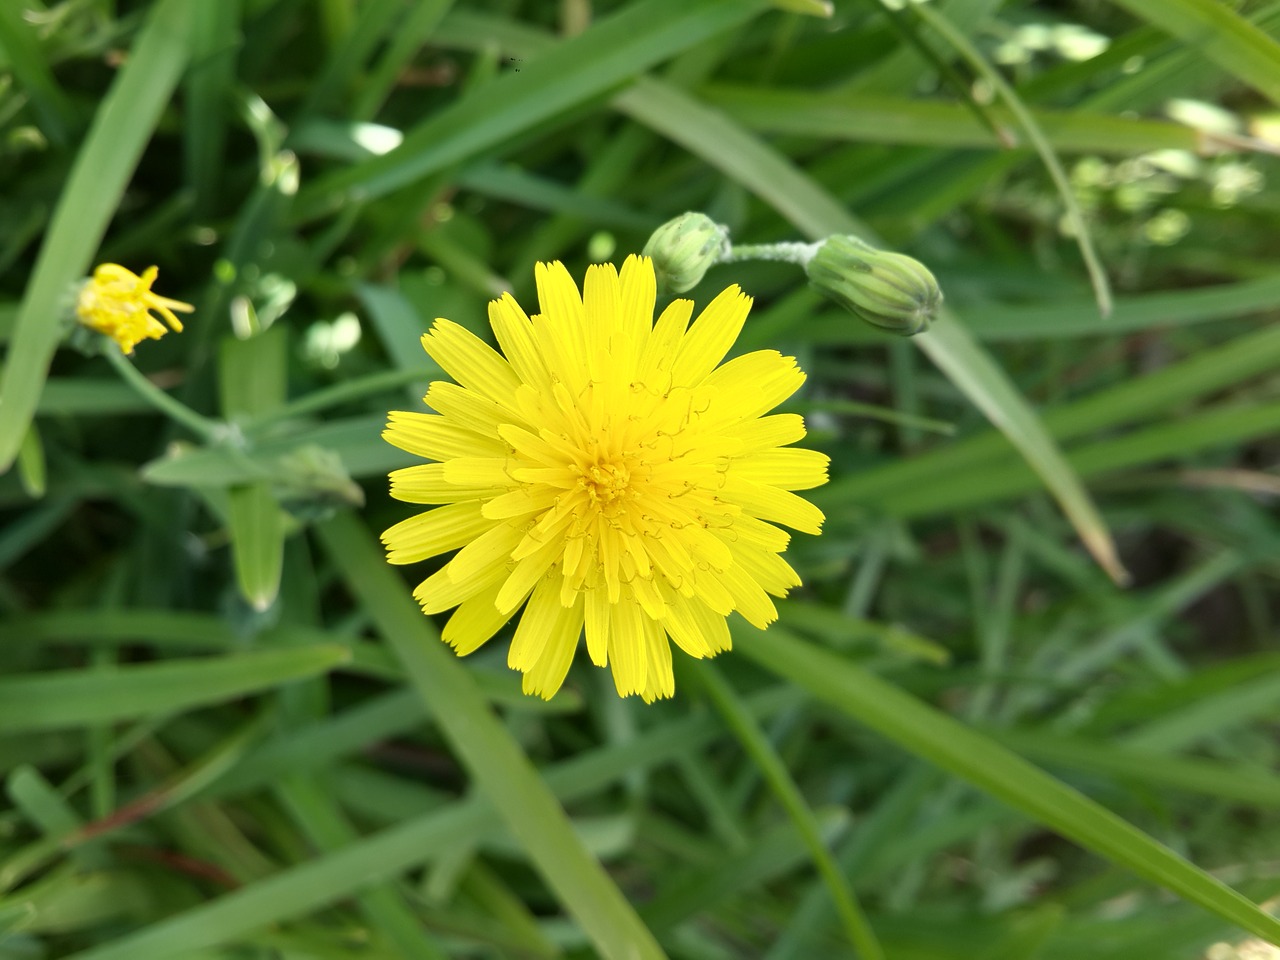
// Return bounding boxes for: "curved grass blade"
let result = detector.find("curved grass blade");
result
[740,625,1280,946]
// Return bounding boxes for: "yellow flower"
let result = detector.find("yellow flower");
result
[76,263,193,354]
[382,255,827,702]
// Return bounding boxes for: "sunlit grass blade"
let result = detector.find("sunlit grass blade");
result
[0,0,198,472]
[740,625,1280,945]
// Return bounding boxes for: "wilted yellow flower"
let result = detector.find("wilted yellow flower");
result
[383,255,827,702]
[76,263,193,354]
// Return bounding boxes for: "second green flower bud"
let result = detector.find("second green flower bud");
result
[806,235,942,336]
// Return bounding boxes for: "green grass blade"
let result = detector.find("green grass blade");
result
[0,646,348,733]
[693,662,884,960]
[704,85,1206,154]
[739,625,1280,945]
[0,0,198,472]
[821,321,1280,512]
[1110,0,1280,106]
[314,512,667,960]
[292,0,767,221]
[915,319,1126,581]
[352,0,455,120]
[992,729,1280,806]
[183,0,240,216]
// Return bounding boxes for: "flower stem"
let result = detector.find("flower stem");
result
[719,240,821,266]
[104,344,223,443]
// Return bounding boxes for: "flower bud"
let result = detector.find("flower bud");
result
[642,212,729,295]
[805,235,941,335]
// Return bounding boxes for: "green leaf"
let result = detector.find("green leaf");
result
[739,625,1280,945]
[0,0,199,472]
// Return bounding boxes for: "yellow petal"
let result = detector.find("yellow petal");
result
[509,578,560,671]
[495,535,562,614]
[425,380,522,434]
[420,319,521,402]
[660,589,713,659]
[639,616,674,703]
[732,447,830,490]
[607,595,647,697]
[521,592,585,699]
[671,283,751,387]
[703,351,806,424]
[720,560,778,630]
[442,580,512,655]
[721,477,825,535]
[729,413,807,452]
[384,412,507,461]
[447,518,525,585]
[413,555,505,615]
[390,463,504,504]
[731,544,802,597]
[488,293,549,389]
[584,587,611,666]
[382,502,492,565]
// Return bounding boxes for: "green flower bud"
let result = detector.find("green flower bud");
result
[806,235,942,336]
[642,212,729,295]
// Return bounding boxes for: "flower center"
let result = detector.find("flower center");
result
[582,461,631,505]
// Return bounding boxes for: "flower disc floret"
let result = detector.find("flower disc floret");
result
[75,263,193,354]
[382,255,827,702]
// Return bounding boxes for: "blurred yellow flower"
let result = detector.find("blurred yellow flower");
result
[76,263,193,354]
[382,255,827,701]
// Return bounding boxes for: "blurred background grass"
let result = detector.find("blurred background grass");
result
[2,1,1280,958]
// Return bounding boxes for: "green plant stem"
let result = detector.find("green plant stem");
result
[720,240,820,265]
[103,344,223,443]
[693,661,885,960]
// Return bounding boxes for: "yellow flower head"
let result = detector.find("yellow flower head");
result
[382,255,827,702]
[76,263,193,354]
